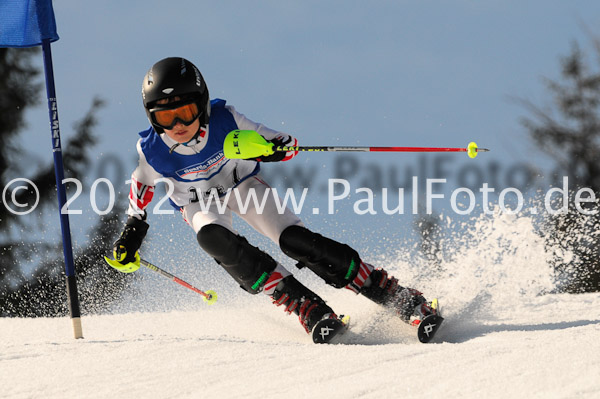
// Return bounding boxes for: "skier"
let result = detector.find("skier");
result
[108,57,438,342]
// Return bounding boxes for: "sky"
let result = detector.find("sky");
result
[22,1,600,169]
[11,0,600,251]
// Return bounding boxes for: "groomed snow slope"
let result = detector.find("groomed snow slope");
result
[1,292,599,399]
[2,214,600,398]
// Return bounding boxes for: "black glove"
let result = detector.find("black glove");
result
[255,136,290,162]
[113,217,149,264]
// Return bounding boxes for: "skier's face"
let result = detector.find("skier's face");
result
[163,117,201,143]
[155,96,201,143]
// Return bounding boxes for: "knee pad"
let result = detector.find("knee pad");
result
[197,224,277,294]
[279,225,360,288]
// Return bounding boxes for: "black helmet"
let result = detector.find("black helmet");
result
[142,57,210,132]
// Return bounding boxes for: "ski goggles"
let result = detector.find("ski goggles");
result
[149,101,201,130]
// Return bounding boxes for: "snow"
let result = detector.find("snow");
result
[2,293,600,398]
[2,214,600,398]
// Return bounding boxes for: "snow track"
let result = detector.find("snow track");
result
[1,291,599,399]
[2,213,600,398]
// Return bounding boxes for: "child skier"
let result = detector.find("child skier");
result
[107,57,438,342]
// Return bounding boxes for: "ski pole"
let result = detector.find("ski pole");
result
[223,130,490,160]
[104,253,217,304]
[139,258,217,304]
[272,143,489,157]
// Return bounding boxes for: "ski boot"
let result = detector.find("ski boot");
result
[360,268,443,342]
[271,275,348,343]
[360,268,438,322]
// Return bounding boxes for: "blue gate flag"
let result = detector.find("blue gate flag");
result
[0,0,59,48]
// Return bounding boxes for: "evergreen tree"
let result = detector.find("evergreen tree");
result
[0,48,130,316]
[521,41,600,293]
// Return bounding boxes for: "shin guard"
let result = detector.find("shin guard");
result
[197,224,277,294]
[279,225,361,288]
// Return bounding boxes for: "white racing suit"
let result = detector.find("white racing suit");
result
[124,98,399,334]
[128,99,300,243]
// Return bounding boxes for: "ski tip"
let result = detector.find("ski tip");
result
[417,314,444,343]
[312,315,350,344]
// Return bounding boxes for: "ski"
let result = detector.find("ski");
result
[411,298,444,343]
[312,315,350,344]
[415,314,444,343]
[311,299,443,344]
